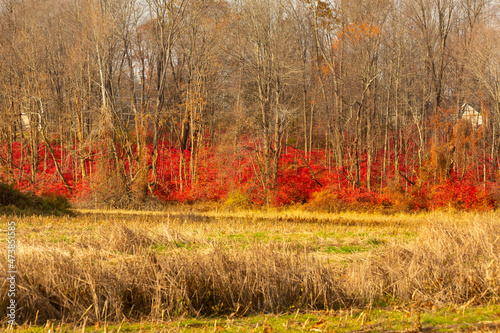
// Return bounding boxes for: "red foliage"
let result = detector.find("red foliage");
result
[1,134,499,212]
[274,153,320,206]
[429,180,491,210]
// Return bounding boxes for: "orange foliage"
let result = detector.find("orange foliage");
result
[332,22,381,49]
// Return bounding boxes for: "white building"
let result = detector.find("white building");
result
[20,113,31,131]
[460,103,482,127]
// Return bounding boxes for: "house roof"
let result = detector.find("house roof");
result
[460,103,482,126]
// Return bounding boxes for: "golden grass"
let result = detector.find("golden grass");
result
[74,207,430,224]
[1,210,499,327]
[349,218,500,305]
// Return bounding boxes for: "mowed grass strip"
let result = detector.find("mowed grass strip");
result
[5,304,500,332]
[1,211,499,328]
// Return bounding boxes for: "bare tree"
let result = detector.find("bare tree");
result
[230,0,301,203]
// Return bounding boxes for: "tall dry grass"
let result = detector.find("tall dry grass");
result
[0,212,499,325]
[1,241,346,323]
[349,219,500,305]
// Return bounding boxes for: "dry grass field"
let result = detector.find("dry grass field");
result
[1,209,500,332]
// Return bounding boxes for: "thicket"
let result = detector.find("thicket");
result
[1,140,498,212]
[0,182,70,215]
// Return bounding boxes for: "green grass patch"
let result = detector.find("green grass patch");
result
[11,304,500,332]
[49,235,74,244]
[324,244,367,254]
[228,233,245,241]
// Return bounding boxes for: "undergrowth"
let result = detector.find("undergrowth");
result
[0,182,71,215]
